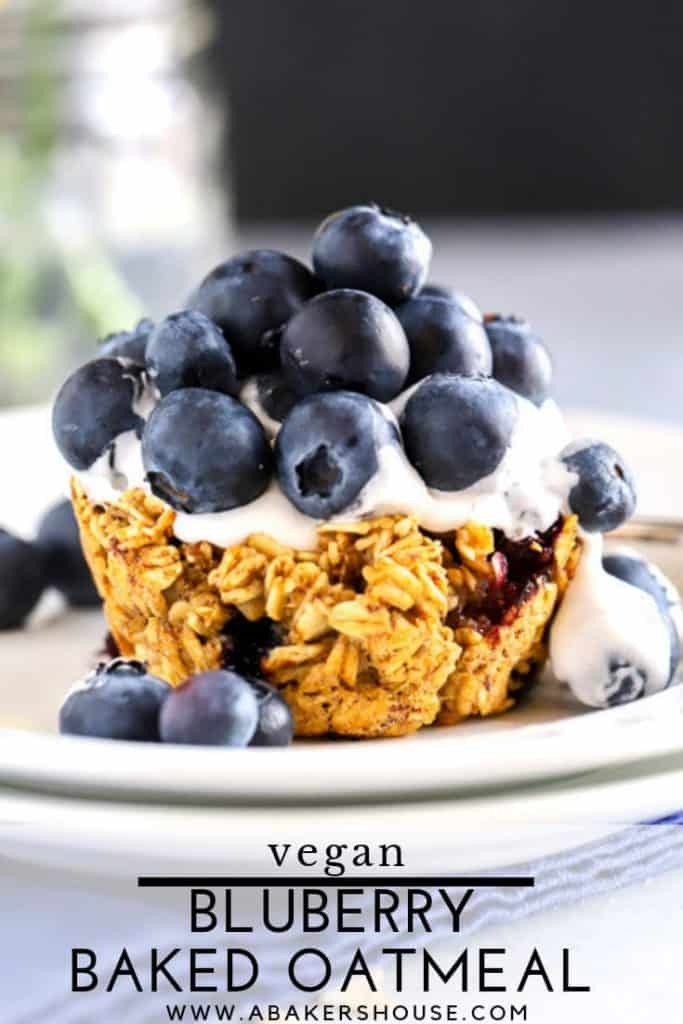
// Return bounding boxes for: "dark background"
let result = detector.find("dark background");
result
[208,0,682,221]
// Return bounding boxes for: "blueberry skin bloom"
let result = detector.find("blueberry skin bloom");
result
[188,250,320,371]
[560,441,637,533]
[603,553,681,684]
[401,374,518,491]
[145,310,238,398]
[281,289,410,403]
[484,316,552,406]
[98,317,155,365]
[0,529,45,629]
[247,677,294,747]
[312,203,432,305]
[52,358,143,471]
[142,389,273,513]
[419,284,482,322]
[396,295,492,384]
[159,669,259,747]
[276,391,397,518]
[36,499,100,607]
[59,659,171,741]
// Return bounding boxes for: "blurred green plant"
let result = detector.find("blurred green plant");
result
[0,0,142,407]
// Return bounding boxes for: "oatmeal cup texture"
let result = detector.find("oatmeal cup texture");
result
[72,481,580,739]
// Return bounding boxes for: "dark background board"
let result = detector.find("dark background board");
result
[207,0,682,221]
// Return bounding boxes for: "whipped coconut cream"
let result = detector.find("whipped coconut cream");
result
[349,396,572,541]
[76,386,575,549]
[75,430,146,505]
[550,533,672,707]
[240,377,282,439]
[173,482,320,550]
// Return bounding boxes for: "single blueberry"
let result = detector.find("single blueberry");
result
[246,677,294,747]
[188,250,320,372]
[36,499,100,607]
[419,284,482,321]
[484,315,552,406]
[145,310,238,398]
[98,318,155,365]
[560,440,637,533]
[396,295,492,384]
[605,659,647,706]
[59,659,171,741]
[256,372,298,423]
[312,203,431,305]
[0,529,45,629]
[142,388,273,513]
[603,552,681,684]
[159,669,259,747]
[52,358,143,471]
[401,374,518,491]
[280,289,410,402]
[276,391,397,518]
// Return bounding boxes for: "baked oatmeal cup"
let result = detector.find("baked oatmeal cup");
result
[73,478,581,738]
[53,203,680,746]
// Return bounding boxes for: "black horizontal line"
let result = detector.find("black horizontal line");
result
[138,876,534,889]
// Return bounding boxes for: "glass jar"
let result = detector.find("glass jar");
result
[0,0,232,405]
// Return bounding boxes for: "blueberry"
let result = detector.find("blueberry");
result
[98,318,155,365]
[401,374,518,491]
[560,441,637,533]
[605,659,647,706]
[276,391,397,517]
[281,289,410,402]
[145,310,238,398]
[59,659,170,741]
[246,677,294,747]
[603,552,681,683]
[419,285,482,322]
[484,316,552,406]
[0,529,45,629]
[312,203,431,305]
[142,389,272,513]
[396,295,492,384]
[188,250,320,371]
[256,372,298,423]
[52,358,143,471]
[159,669,259,747]
[36,499,100,607]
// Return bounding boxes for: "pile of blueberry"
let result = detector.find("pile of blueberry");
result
[53,203,611,524]
[59,659,293,747]
[51,201,637,528]
[0,500,100,631]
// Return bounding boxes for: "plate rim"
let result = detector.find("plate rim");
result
[1,684,682,805]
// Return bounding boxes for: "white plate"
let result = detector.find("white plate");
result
[2,751,682,877]
[1,406,683,804]
[3,684,683,803]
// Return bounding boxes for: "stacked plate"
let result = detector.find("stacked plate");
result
[2,406,683,877]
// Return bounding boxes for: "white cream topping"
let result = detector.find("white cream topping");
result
[76,389,574,548]
[239,377,282,439]
[170,395,572,552]
[550,532,672,708]
[173,482,320,551]
[348,396,573,540]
